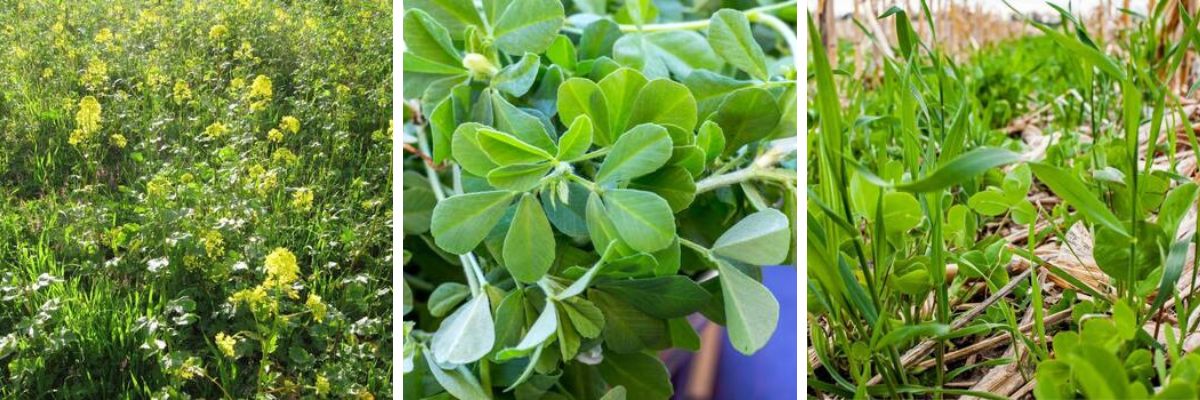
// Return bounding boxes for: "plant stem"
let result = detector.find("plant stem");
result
[695,167,794,193]
[416,127,485,295]
[601,1,797,34]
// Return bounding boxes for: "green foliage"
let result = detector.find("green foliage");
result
[0,0,392,398]
[404,0,797,397]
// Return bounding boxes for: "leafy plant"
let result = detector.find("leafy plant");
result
[402,0,798,398]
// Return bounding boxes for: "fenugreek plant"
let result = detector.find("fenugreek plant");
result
[402,0,797,398]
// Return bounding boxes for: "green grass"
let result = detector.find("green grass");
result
[0,0,391,398]
[810,3,1200,398]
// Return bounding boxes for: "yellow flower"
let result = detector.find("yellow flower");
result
[280,116,300,134]
[234,41,254,60]
[41,68,53,79]
[256,170,278,196]
[173,80,192,105]
[204,122,228,139]
[249,74,272,100]
[306,293,326,322]
[110,134,127,148]
[315,375,330,396]
[70,96,102,146]
[202,230,224,258]
[272,148,298,165]
[267,128,283,143]
[81,57,108,88]
[264,247,299,289]
[230,77,246,90]
[336,84,350,98]
[147,176,171,198]
[292,188,313,210]
[94,28,113,44]
[215,332,237,358]
[208,24,228,41]
[356,389,374,400]
[229,285,268,306]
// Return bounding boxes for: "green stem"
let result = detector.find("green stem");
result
[416,127,485,295]
[596,1,797,34]
[695,167,794,193]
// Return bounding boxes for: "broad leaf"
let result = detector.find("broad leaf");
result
[711,87,781,154]
[595,276,710,318]
[422,351,490,399]
[627,79,698,132]
[431,293,495,364]
[613,31,722,79]
[492,0,565,54]
[596,124,672,185]
[487,162,553,191]
[706,9,768,80]
[504,194,556,283]
[432,190,516,254]
[428,282,470,317]
[717,260,778,355]
[603,189,676,253]
[711,208,791,265]
[478,128,554,165]
[557,115,594,161]
[597,352,673,400]
[406,0,485,39]
[493,53,541,97]
[451,123,501,176]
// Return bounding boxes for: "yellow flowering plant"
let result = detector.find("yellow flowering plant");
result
[0,0,391,397]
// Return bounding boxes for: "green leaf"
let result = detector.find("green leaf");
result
[403,10,464,70]
[1030,163,1128,237]
[874,323,950,351]
[406,0,485,40]
[556,303,582,359]
[1034,360,1074,400]
[428,282,471,317]
[629,166,695,212]
[557,78,612,145]
[561,297,605,338]
[597,352,673,400]
[669,145,706,177]
[557,115,594,161]
[596,124,672,185]
[603,189,676,253]
[711,87,781,154]
[492,0,565,54]
[591,289,670,352]
[706,9,768,81]
[478,128,554,165]
[895,148,1022,193]
[712,209,791,265]
[422,350,490,400]
[504,194,556,283]
[600,386,628,400]
[403,185,437,234]
[547,35,577,70]
[967,189,1012,217]
[1093,223,1162,282]
[613,31,723,79]
[489,94,558,152]
[599,68,649,139]
[493,53,541,97]
[1159,183,1199,238]
[717,259,778,355]
[586,192,634,256]
[431,293,495,364]
[451,123,501,176]
[1150,236,1194,318]
[617,0,656,26]
[542,182,590,238]
[579,19,622,60]
[627,79,698,133]
[595,276,710,318]
[432,190,516,254]
[667,318,701,351]
[880,192,923,233]
[492,290,527,352]
[429,98,456,164]
[487,162,553,191]
[695,120,724,163]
